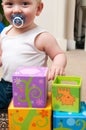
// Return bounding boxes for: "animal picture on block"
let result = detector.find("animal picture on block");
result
[56,88,75,105]
[12,66,48,108]
[52,76,82,112]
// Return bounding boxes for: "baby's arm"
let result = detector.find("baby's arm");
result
[0,35,2,67]
[35,32,67,80]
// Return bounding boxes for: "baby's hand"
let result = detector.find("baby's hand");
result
[48,65,65,80]
[48,53,67,80]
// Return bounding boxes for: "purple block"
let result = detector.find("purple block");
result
[12,66,48,108]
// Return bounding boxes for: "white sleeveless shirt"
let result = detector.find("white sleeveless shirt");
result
[0,25,48,82]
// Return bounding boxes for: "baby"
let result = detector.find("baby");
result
[0,0,67,108]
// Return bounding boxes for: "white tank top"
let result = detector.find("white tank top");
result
[1,25,48,82]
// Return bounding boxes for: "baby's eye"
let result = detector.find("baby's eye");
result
[4,2,13,7]
[22,2,30,7]
[23,2,29,5]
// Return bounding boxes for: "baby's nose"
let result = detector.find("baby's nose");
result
[13,5,22,13]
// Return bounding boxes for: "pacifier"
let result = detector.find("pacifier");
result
[11,14,25,28]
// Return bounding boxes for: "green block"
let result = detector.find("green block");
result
[52,76,82,113]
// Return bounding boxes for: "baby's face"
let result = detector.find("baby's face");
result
[2,0,42,29]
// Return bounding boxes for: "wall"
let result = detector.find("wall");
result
[35,0,76,50]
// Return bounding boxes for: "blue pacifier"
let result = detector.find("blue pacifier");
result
[11,14,25,28]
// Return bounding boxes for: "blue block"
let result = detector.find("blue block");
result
[53,102,86,130]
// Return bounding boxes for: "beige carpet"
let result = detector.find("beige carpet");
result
[66,49,86,102]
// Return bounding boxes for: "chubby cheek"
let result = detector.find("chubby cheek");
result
[25,8,37,21]
[3,10,12,23]
[26,11,36,22]
[5,15,12,24]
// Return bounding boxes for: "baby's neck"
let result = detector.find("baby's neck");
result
[7,24,37,36]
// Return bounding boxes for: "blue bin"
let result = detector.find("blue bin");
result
[0,22,5,33]
[53,101,86,130]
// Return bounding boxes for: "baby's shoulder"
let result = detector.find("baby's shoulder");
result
[35,31,57,51]
[37,31,56,43]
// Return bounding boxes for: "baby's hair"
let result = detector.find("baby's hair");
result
[1,0,42,2]
[37,0,42,3]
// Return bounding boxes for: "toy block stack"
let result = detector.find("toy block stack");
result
[52,76,86,130]
[8,66,52,130]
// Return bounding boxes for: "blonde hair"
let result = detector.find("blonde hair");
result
[37,0,42,3]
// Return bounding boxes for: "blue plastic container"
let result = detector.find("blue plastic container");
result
[0,22,5,33]
[53,101,86,130]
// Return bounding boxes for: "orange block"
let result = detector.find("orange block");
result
[8,92,52,130]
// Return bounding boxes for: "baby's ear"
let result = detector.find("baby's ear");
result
[36,2,43,16]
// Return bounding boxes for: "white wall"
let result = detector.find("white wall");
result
[35,0,76,50]
[35,0,57,35]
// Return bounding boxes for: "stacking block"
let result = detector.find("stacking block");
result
[53,102,86,130]
[12,66,48,107]
[52,76,82,112]
[8,92,52,130]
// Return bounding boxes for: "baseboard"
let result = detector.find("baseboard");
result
[56,38,76,51]
[56,38,67,51]
[67,39,76,50]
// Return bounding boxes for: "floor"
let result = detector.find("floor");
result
[66,49,86,102]
[0,109,8,129]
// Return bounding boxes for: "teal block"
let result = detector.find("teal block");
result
[53,102,86,130]
[52,76,82,112]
